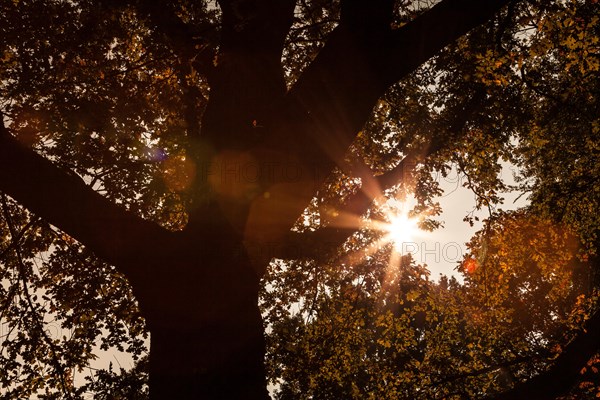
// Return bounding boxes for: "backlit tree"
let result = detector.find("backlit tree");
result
[0,0,598,399]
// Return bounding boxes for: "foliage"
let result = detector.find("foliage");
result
[262,212,598,399]
[0,0,599,398]
[263,0,600,398]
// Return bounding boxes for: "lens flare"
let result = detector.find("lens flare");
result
[385,210,419,251]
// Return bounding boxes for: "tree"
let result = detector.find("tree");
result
[0,0,599,399]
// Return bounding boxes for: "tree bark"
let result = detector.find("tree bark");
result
[140,221,269,399]
[145,269,268,400]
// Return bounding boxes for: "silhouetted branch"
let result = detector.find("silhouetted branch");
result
[284,0,514,164]
[493,308,600,399]
[0,122,171,277]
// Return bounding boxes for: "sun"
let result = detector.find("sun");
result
[384,210,419,250]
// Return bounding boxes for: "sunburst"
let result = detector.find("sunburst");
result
[384,210,419,251]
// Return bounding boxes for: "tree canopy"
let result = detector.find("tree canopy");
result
[0,0,599,399]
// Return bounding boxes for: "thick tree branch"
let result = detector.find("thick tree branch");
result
[284,0,513,164]
[0,123,170,275]
[493,308,600,399]
[381,0,514,88]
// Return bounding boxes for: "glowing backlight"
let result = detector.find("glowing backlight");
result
[385,211,419,250]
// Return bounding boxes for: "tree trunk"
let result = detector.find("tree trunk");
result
[132,224,269,400]
[147,308,268,399]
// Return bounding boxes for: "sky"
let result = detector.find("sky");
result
[408,161,528,279]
